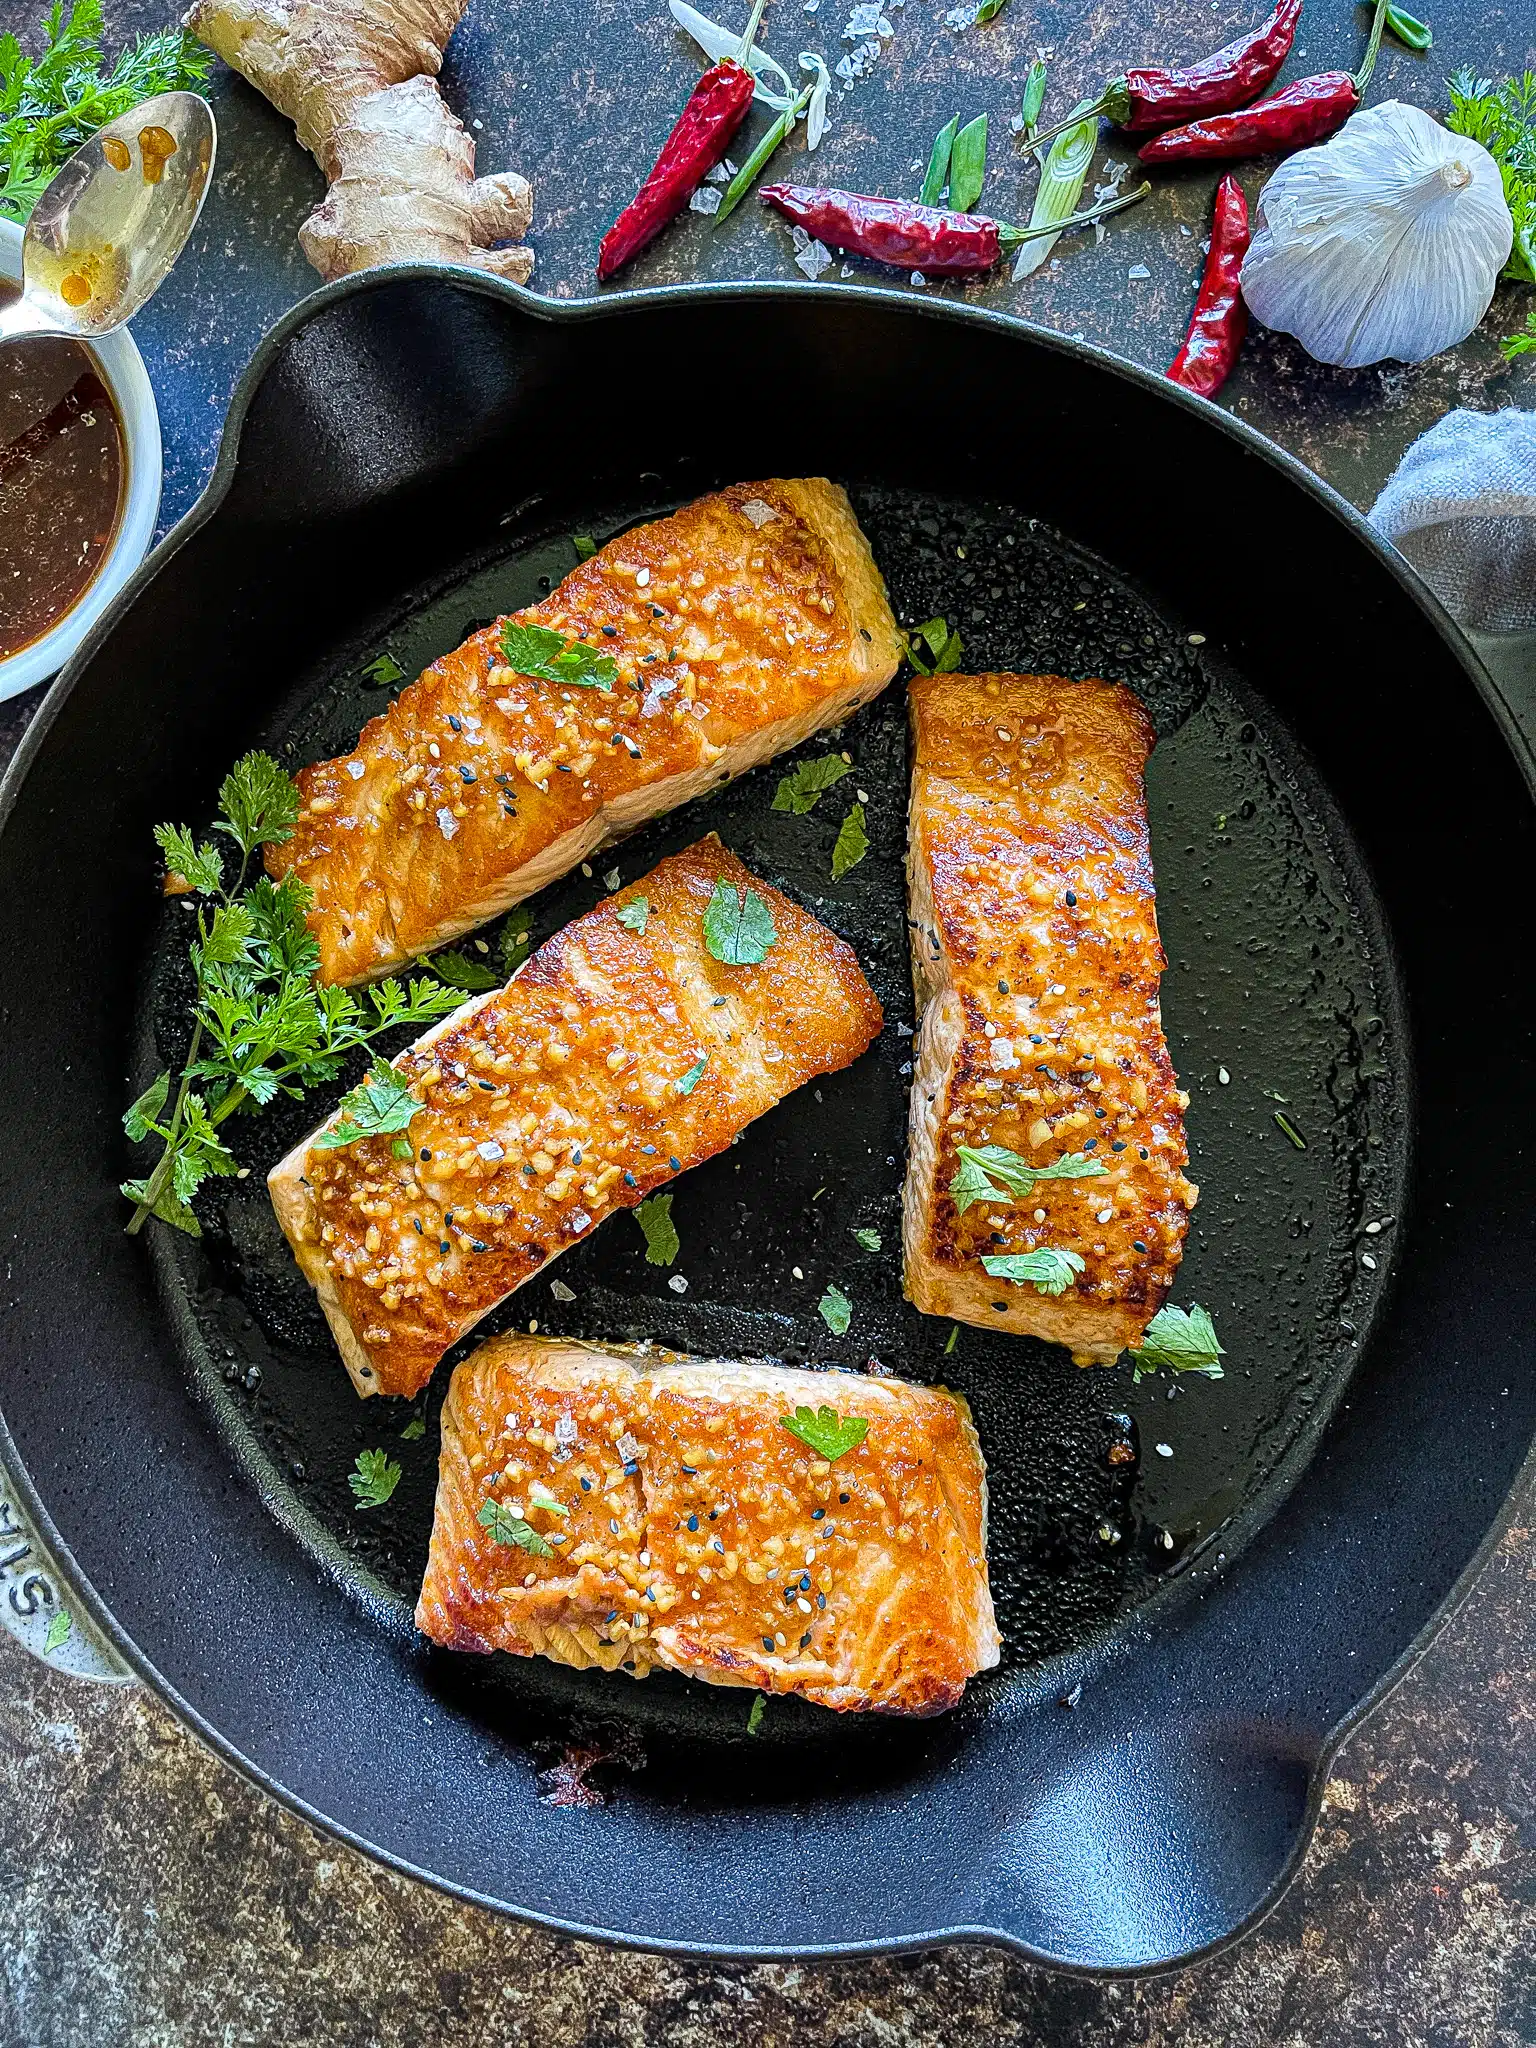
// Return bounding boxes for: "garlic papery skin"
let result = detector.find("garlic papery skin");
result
[1239,101,1513,369]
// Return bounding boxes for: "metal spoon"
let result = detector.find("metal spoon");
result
[0,92,216,342]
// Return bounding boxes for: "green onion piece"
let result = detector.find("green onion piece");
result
[1012,102,1102,280]
[716,81,814,224]
[948,113,989,213]
[1382,1,1431,46]
[920,115,959,206]
[1000,180,1150,255]
[976,0,1009,20]
[1018,58,1048,137]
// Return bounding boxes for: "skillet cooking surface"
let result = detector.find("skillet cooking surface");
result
[155,485,1407,1697]
[0,277,1530,1969]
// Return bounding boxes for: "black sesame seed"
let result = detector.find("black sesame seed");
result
[668,1156,681,1171]
[800,1632,812,1648]
[800,1574,811,1591]
[713,1539,724,1554]
[1065,890,1077,906]
[1083,1139,1097,1150]
[1112,1140,1127,1152]
[622,1459,638,1476]
[687,1514,699,1531]
[610,1519,620,1534]
[1095,1108,1108,1119]
[571,1149,582,1165]
[998,979,1010,993]
[811,1508,824,1519]
[471,1240,487,1253]
[1139,1147,1149,1158]
[839,1492,850,1504]
[448,715,462,731]
[817,1593,826,1609]
[459,765,475,783]
[640,1144,656,1155]
[623,1170,637,1186]
[602,625,618,637]
[580,1477,592,1491]
[681,1464,696,1475]
[763,1636,775,1652]
[439,1241,450,1254]
[478,1079,495,1091]
[1134,1240,1148,1253]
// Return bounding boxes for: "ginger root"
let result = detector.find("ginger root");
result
[185,0,533,283]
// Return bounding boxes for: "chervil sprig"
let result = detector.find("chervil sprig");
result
[122,754,462,1238]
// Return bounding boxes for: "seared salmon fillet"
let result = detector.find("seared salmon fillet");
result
[267,479,901,985]
[270,838,882,1399]
[416,1337,1001,1716]
[903,675,1197,1363]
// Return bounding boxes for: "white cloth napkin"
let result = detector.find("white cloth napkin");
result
[1369,408,1536,635]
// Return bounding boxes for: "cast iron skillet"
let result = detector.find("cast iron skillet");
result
[0,271,1531,1972]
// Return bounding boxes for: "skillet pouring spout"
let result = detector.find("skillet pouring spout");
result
[0,268,1530,1970]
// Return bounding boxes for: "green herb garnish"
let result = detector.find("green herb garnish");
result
[920,115,959,205]
[316,1058,421,1152]
[499,621,617,691]
[528,1483,570,1518]
[0,0,211,223]
[43,1609,71,1653]
[400,1415,426,1441]
[947,113,989,212]
[635,1192,680,1266]
[1018,58,1048,134]
[425,946,499,992]
[349,1449,402,1510]
[675,1053,709,1095]
[818,1283,852,1335]
[1501,308,1536,360]
[903,616,964,674]
[362,651,406,689]
[703,880,776,965]
[1446,69,1536,282]
[853,1227,882,1252]
[499,907,533,975]
[831,802,869,880]
[616,896,650,933]
[981,1247,1086,1295]
[779,1404,868,1460]
[975,0,1009,19]
[943,1324,959,1355]
[746,1692,766,1735]
[771,754,852,814]
[572,534,598,560]
[1129,1303,1224,1382]
[949,1143,1108,1215]
[1273,1110,1307,1150]
[122,755,460,1236]
[478,1497,554,1555]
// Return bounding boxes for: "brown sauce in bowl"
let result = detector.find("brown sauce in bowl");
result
[0,281,124,662]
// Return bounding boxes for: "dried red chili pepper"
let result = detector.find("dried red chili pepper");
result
[1027,0,1302,154]
[1139,0,1391,164]
[760,182,1150,276]
[597,3,766,280]
[1167,175,1250,398]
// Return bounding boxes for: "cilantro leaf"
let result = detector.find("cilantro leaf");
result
[123,1071,171,1142]
[215,752,302,856]
[572,534,598,560]
[499,907,533,976]
[349,1448,402,1509]
[400,1415,426,1441]
[950,1143,1108,1214]
[903,616,964,675]
[500,621,617,691]
[853,1226,882,1252]
[981,1247,1086,1295]
[361,651,406,688]
[703,880,776,965]
[43,1609,72,1654]
[153,823,222,896]
[746,1692,766,1735]
[831,802,869,880]
[316,1058,420,1150]
[478,1496,554,1555]
[425,946,498,992]
[635,1193,680,1266]
[818,1283,852,1335]
[772,755,852,815]
[1504,309,1536,360]
[616,896,650,933]
[1129,1303,1225,1382]
[675,1053,708,1095]
[779,1404,869,1461]
[943,1324,959,1355]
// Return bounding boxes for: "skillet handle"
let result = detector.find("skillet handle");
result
[0,1452,133,1684]
[1466,628,1536,758]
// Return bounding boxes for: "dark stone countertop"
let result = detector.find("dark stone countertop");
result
[1,0,1533,2038]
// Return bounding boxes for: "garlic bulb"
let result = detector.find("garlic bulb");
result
[1239,101,1513,369]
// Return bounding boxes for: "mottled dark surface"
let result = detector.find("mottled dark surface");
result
[2,0,1534,2038]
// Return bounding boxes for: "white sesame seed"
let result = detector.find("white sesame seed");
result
[1033,1208,1046,1223]
[1155,1442,1173,1458]
[1361,1252,1377,1270]
[1096,1208,1114,1224]
[792,1265,804,1280]
[1218,1066,1230,1085]
[636,567,651,586]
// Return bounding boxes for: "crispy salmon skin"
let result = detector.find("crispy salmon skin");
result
[267,479,901,986]
[269,838,882,1400]
[416,1337,1001,1716]
[903,674,1196,1363]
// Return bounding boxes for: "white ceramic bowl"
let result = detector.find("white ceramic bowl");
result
[0,217,162,703]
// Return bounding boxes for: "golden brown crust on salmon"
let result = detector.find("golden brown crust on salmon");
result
[267,480,901,985]
[269,838,883,1399]
[902,675,1196,1364]
[415,1337,1001,1716]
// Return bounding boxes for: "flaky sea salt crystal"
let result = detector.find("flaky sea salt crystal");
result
[739,496,779,527]
[843,3,893,37]
[1128,263,1151,280]
[790,226,834,278]
[347,760,365,779]
[477,1140,505,1160]
[944,3,976,27]
[669,1274,689,1293]
[616,1431,640,1461]
[689,184,722,215]
[551,1284,577,1307]
[436,807,458,840]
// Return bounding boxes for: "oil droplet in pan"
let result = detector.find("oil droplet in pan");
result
[137,125,178,184]
[101,136,131,172]
[59,273,91,307]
